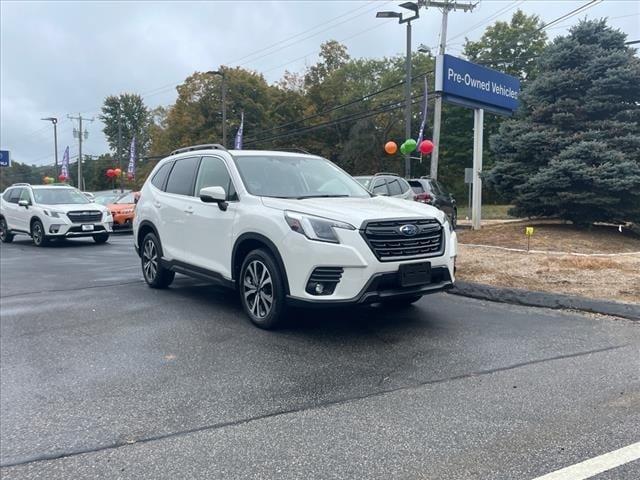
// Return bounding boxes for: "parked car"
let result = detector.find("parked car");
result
[0,183,113,246]
[409,177,457,229]
[93,190,131,204]
[134,144,457,329]
[107,191,139,230]
[354,173,415,200]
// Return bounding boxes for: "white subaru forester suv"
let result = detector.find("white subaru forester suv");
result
[134,145,457,329]
[0,183,113,246]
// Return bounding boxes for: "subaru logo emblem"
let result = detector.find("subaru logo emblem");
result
[399,224,418,236]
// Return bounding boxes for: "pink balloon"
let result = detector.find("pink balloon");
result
[419,140,434,155]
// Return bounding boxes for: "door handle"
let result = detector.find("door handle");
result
[184,206,194,214]
[153,201,161,208]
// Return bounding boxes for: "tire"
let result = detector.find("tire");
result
[141,232,175,288]
[31,220,48,247]
[451,209,457,230]
[93,233,110,244]
[381,294,423,307]
[0,217,14,243]
[239,249,287,329]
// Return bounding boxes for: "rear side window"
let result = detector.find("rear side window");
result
[398,178,411,193]
[151,162,173,191]
[409,180,424,193]
[3,189,15,202]
[387,179,402,196]
[165,157,200,196]
[372,178,388,195]
[195,156,237,200]
[8,188,22,204]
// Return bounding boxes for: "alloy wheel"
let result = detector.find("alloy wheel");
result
[33,223,43,244]
[0,219,6,240]
[143,239,158,282]
[243,260,273,319]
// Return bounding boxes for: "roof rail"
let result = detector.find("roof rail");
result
[278,147,312,155]
[419,176,432,179]
[373,172,399,177]
[11,182,31,186]
[170,144,227,156]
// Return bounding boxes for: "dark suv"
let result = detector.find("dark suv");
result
[409,177,457,229]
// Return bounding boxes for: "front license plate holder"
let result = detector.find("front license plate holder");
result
[82,224,95,232]
[399,262,431,287]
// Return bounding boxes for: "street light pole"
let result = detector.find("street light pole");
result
[377,2,420,178]
[403,21,412,179]
[41,117,59,177]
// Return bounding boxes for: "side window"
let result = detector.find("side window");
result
[194,156,237,201]
[372,178,388,195]
[436,181,449,196]
[19,189,32,203]
[8,188,22,204]
[387,179,402,196]
[165,157,200,196]
[150,162,173,191]
[428,180,442,195]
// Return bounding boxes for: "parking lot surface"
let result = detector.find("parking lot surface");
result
[1,235,639,479]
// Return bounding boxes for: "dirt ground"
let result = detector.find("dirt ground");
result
[456,221,640,304]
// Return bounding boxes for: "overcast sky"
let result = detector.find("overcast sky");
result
[1,0,638,166]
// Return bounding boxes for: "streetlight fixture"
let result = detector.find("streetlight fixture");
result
[376,1,420,178]
[41,117,59,177]
[206,69,227,148]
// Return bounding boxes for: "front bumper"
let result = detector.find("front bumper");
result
[287,266,453,307]
[44,219,113,238]
[112,212,135,228]
[280,225,457,304]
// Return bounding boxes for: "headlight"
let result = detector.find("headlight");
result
[104,211,113,219]
[284,211,355,244]
[43,210,63,218]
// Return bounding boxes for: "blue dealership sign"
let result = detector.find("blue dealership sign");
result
[0,150,10,167]
[435,54,520,115]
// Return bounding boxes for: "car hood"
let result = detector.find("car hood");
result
[261,196,445,227]
[40,203,107,213]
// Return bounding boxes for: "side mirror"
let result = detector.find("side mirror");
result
[18,200,30,208]
[199,186,228,211]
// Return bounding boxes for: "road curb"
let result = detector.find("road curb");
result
[448,281,640,321]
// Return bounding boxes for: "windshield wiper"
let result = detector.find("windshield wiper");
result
[295,194,350,199]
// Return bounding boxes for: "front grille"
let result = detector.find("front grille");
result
[362,218,444,261]
[67,210,102,223]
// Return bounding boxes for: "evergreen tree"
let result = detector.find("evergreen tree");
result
[486,20,640,225]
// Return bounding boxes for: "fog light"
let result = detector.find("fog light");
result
[314,283,324,295]
[49,224,61,233]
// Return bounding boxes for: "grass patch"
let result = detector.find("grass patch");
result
[458,204,514,220]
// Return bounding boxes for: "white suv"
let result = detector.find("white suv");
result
[0,183,113,246]
[134,145,457,329]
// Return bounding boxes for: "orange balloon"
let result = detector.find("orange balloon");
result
[114,168,122,176]
[384,141,398,155]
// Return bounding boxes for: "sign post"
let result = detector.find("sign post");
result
[435,54,520,229]
[0,150,10,168]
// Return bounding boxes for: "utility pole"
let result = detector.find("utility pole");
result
[67,114,94,191]
[423,0,476,179]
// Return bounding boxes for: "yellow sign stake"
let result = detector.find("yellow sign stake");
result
[525,226,534,251]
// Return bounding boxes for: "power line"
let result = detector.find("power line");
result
[537,0,603,33]
[447,0,524,44]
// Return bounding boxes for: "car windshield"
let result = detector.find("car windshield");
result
[234,155,371,199]
[33,188,90,205]
[354,177,372,189]
[115,192,135,204]
[94,193,123,205]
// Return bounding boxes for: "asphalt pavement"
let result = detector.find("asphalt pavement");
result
[1,234,638,479]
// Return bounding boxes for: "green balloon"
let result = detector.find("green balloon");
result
[404,139,417,152]
[399,142,409,155]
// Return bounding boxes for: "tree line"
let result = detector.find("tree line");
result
[3,12,638,224]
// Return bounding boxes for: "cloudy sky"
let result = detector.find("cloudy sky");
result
[1,0,638,166]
